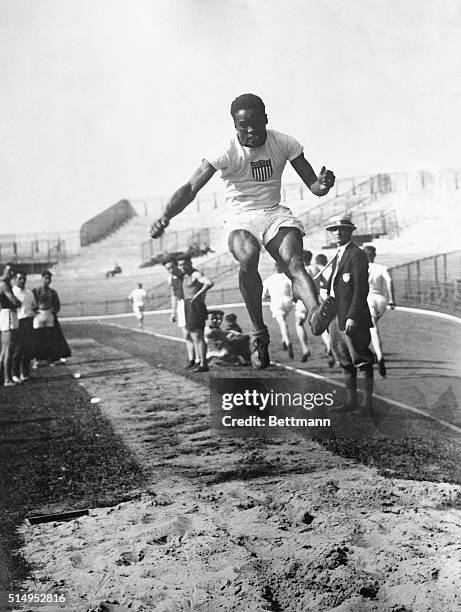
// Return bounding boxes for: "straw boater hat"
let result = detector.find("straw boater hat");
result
[325,214,357,231]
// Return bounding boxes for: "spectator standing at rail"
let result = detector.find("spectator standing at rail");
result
[0,263,21,386]
[128,282,147,330]
[12,271,37,382]
[150,93,336,370]
[33,270,71,365]
[326,216,375,413]
[177,254,213,373]
[163,255,196,368]
[363,245,396,377]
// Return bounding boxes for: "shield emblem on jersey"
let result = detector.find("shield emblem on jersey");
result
[251,158,273,181]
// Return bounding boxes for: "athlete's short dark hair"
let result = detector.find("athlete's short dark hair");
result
[162,254,177,265]
[315,253,328,266]
[363,245,376,255]
[230,93,265,118]
[177,253,192,263]
[41,269,52,278]
[302,250,313,265]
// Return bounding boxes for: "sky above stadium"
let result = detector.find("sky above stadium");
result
[1,0,461,234]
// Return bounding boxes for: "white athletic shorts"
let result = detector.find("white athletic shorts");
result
[367,293,388,318]
[0,308,19,332]
[33,309,55,329]
[133,304,145,320]
[177,299,186,328]
[224,205,305,246]
[270,298,293,319]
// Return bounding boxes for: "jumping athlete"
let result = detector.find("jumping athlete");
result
[150,93,336,369]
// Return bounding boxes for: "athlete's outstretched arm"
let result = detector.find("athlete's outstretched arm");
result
[290,153,335,197]
[150,160,217,238]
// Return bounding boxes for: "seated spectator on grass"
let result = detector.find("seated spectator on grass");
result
[223,312,243,334]
[205,310,251,366]
[106,263,122,278]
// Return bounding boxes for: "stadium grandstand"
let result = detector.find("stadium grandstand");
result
[3,169,458,318]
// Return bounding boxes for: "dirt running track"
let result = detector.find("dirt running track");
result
[15,311,461,611]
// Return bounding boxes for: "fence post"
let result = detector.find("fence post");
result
[105,301,108,315]
[434,257,439,285]
[443,253,448,283]
[416,261,421,302]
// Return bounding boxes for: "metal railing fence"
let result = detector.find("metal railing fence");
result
[389,251,461,315]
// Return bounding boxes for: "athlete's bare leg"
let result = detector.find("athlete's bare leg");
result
[370,315,383,361]
[228,230,265,333]
[190,329,207,368]
[274,311,294,358]
[265,228,319,313]
[181,329,196,363]
[294,313,310,359]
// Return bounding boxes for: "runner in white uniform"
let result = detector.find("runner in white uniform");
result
[262,263,295,358]
[363,245,396,377]
[128,283,147,330]
[293,250,334,364]
[150,93,336,369]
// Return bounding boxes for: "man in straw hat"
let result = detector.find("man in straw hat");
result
[325,215,375,412]
[150,93,336,370]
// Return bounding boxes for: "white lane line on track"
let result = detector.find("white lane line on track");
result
[62,303,461,323]
[103,322,461,436]
[105,322,185,343]
[271,361,461,436]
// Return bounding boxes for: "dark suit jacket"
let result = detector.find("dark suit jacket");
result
[327,242,372,331]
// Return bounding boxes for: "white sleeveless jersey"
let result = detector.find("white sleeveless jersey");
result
[368,262,391,296]
[205,129,303,212]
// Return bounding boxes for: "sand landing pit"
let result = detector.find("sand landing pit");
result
[17,338,461,611]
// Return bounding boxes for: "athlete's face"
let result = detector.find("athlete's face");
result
[15,274,26,288]
[178,259,192,274]
[329,226,354,246]
[164,261,178,275]
[233,108,268,148]
[209,314,223,328]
